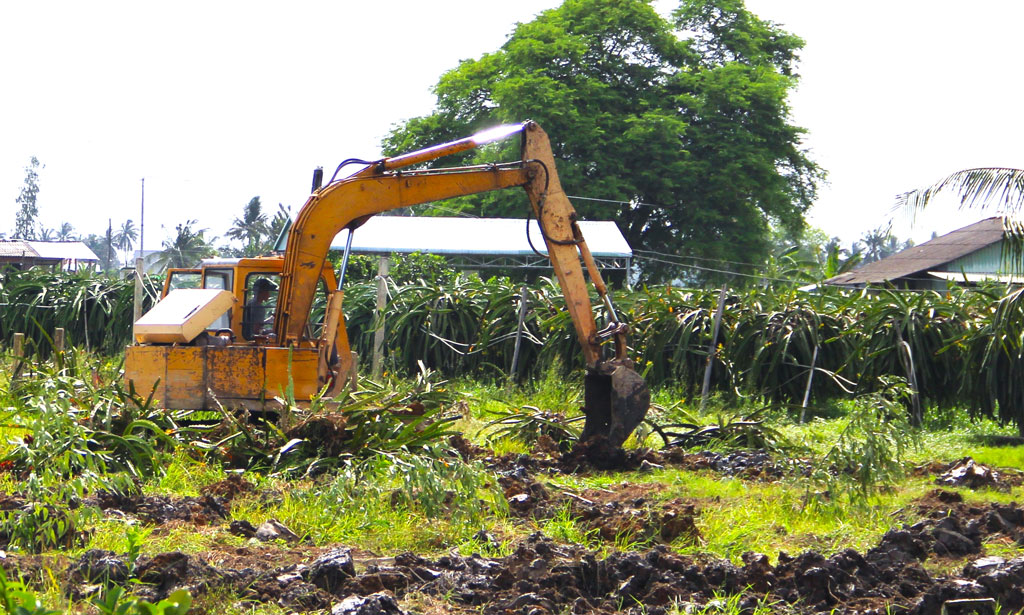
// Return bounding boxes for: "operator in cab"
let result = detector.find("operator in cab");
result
[243,278,276,339]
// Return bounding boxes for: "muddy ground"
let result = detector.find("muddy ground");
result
[3,446,1024,615]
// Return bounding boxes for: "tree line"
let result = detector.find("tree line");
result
[6,146,913,280]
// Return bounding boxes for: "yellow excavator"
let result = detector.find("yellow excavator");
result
[124,122,649,446]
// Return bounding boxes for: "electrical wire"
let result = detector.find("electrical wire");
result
[633,248,782,271]
[632,254,806,285]
[567,194,669,209]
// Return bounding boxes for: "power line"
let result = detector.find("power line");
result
[633,248,777,271]
[632,254,809,285]
[567,194,669,209]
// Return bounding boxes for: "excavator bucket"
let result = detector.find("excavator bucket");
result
[581,365,650,447]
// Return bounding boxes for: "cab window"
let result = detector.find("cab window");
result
[165,270,201,295]
[242,273,281,340]
[203,269,233,331]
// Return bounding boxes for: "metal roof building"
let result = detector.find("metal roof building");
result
[825,217,1022,289]
[0,240,99,271]
[275,216,633,271]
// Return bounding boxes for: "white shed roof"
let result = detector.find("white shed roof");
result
[28,241,100,261]
[0,240,99,261]
[276,216,631,257]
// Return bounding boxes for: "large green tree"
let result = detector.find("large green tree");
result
[13,156,42,240]
[382,0,822,281]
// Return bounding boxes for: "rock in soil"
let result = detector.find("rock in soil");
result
[307,547,357,594]
[331,591,405,615]
[938,457,1003,490]
[256,519,300,543]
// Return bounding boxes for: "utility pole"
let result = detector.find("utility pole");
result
[106,219,113,270]
[139,178,145,254]
[134,178,145,324]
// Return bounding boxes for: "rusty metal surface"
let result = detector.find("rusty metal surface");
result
[125,345,321,411]
[206,346,263,401]
[264,347,320,401]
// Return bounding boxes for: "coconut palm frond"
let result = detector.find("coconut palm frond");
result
[897,167,1024,274]
[897,167,1024,214]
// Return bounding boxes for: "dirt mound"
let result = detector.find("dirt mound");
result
[658,449,795,478]
[478,438,789,480]
[201,473,254,501]
[36,492,1024,613]
[88,490,230,525]
[498,472,699,546]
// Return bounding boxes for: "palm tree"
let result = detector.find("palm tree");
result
[897,168,1024,214]
[156,220,217,270]
[56,222,77,241]
[226,197,269,257]
[259,203,291,254]
[83,233,116,272]
[899,167,1024,261]
[856,227,890,264]
[113,219,138,267]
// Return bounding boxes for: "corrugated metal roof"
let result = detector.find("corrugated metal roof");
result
[28,241,100,261]
[276,216,632,257]
[927,271,1024,284]
[825,217,1007,285]
[0,241,37,258]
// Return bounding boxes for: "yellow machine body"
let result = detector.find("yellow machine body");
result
[125,345,320,410]
[124,257,351,410]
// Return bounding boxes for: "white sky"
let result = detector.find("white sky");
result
[2,1,1022,254]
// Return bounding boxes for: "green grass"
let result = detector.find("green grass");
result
[544,467,935,563]
[151,453,232,497]
[538,502,603,550]
[970,447,1024,469]
[666,592,791,615]
[6,346,1024,613]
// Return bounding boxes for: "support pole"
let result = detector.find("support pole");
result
[509,285,529,381]
[54,328,65,354]
[372,255,390,379]
[133,257,144,326]
[12,332,25,377]
[899,340,922,427]
[800,345,819,423]
[700,285,728,410]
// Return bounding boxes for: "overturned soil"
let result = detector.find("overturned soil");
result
[4,451,1023,614]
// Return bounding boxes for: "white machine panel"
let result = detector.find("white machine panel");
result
[133,289,237,344]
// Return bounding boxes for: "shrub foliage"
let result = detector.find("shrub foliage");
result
[5,268,1024,431]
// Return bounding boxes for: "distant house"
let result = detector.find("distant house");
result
[825,217,1022,290]
[0,240,100,271]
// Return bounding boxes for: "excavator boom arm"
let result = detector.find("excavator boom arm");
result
[275,164,535,344]
[275,121,646,446]
[276,123,602,369]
